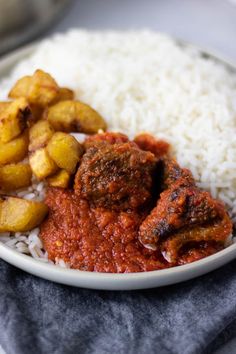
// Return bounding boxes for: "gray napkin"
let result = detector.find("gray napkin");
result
[0,258,236,354]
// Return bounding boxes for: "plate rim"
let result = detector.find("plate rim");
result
[0,36,235,290]
[1,241,236,290]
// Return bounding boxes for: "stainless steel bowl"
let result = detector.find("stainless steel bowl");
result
[0,0,72,56]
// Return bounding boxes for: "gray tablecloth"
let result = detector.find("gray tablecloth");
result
[1,258,236,354]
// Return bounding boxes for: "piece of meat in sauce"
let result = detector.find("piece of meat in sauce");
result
[139,159,233,263]
[161,157,195,189]
[178,242,223,265]
[75,133,158,210]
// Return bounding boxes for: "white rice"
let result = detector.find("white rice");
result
[0,29,235,262]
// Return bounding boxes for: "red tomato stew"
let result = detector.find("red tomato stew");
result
[40,132,233,272]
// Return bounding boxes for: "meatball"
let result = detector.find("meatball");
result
[74,140,157,210]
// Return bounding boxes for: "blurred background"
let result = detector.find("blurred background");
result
[0,0,236,61]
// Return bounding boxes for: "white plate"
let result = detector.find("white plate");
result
[0,41,235,291]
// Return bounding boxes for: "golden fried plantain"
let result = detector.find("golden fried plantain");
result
[0,163,32,191]
[28,104,44,122]
[8,76,31,98]
[9,69,59,108]
[47,132,83,173]
[47,169,71,188]
[29,120,54,152]
[0,197,48,232]
[0,102,10,115]
[29,147,58,180]
[51,87,74,105]
[0,98,30,143]
[0,130,29,165]
[46,100,107,134]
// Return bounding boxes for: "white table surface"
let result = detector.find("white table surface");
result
[1,0,236,353]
